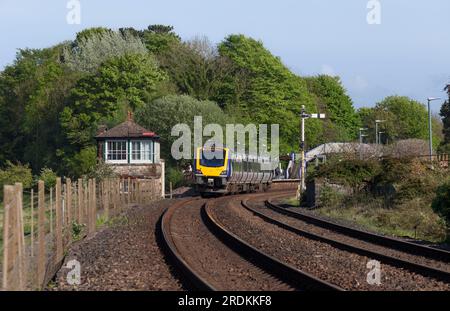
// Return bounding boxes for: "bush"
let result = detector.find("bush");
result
[432,182,450,226]
[38,167,57,188]
[310,158,381,190]
[87,160,117,181]
[318,185,345,208]
[166,166,185,190]
[0,161,33,189]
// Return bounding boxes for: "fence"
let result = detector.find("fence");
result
[1,177,161,291]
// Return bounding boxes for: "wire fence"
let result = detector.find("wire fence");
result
[1,177,162,290]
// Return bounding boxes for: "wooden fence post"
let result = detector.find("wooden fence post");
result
[49,187,53,233]
[104,179,109,219]
[55,178,63,264]
[66,178,72,245]
[37,180,46,288]
[73,181,77,226]
[14,183,25,290]
[30,188,34,257]
[2,184,26,290]
[77,178,83,224]
[2,186,14,290]
[127,177,130,204]
[84,180,88,226]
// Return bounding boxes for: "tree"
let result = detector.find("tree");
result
[63,28,148,73]
[217,34,320,153]
[439,84,450,152]
[142,25,181,54]
[0,46,79,173]
[432,181,450,230]
[305,75,360,141]
[158,36,236,101]
[61,53,167,148]
[358,96,442,148]
[135,95,232,165]
[0,161,33,190]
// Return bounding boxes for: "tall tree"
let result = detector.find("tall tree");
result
[60,52,167,148]
[158,36,236,101]
[358,96,442,147]
[0,46,79,172]
[305,75,360,141]
[217,34,321,153]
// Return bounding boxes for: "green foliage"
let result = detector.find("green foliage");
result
[159,37,234,101]
[166,166,186,190]
[142,25,181,54]
[358,96,442,148]
[305,75,360,141]
[71,221,85,241]
[61,53,167,148]
[38,167,57,188]
[310,158,382,189]
[63,29,148,73]
[135,95,232,164]
[0,161,33,189]
[0,46,80,172]
[318,185,345,208]
[75,27,113,42]
[218,34,319,153]
[439,86,450,147]
[86,160,117,180]
[60,146,97,178]
[432,181,450,226]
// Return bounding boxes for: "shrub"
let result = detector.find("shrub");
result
[0,161,33,189]
[318,185,345,208]
[432,182,450,226]
[166,166,185,190]
[87,160,117,181]
[38,167,57,188]
[310,158,381,190]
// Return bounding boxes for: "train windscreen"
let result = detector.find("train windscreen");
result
[200,149,226,167]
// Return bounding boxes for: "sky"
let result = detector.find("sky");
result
[1,0,449,112]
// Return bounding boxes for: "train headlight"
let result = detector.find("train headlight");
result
[220,170,227,175]
[195,170,202,175]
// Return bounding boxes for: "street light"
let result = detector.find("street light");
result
[375,120,385,145]
[427,97,441,163]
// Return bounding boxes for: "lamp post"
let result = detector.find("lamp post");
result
[359,128,368,160]
[375,120,385,145]
[427,97,441,163]
[297,105,326,201]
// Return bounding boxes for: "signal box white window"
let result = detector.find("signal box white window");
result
[106,141,128,164]
[131,140,155,164]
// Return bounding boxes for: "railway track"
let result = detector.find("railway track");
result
[159,194,342,291]
[241,198,450,284]
[265,198,450,262]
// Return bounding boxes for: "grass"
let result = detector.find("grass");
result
[284,195,447,243]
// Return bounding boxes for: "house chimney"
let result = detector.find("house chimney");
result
[127,110,134,121]
[96,124,108,136]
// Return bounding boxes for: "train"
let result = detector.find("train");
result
[193,146,275,195]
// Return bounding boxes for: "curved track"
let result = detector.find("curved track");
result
[265,198,450,262]
[241,198,450,284]
[159,194,342,291]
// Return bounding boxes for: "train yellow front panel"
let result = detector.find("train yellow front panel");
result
[196,148,228,177]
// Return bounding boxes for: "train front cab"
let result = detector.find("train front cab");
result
[194,147,229,194]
